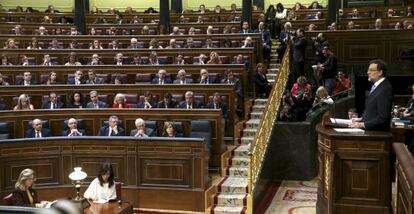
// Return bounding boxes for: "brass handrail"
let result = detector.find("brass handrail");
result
[246,45,291,213]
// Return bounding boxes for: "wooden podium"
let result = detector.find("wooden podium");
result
[316,123,392,214]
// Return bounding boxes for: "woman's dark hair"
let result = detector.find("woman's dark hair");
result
[276,3,284,12]
[266,5,275,13]
[98,162,114,188]
[70,91,84,105]
[25,7,34,13]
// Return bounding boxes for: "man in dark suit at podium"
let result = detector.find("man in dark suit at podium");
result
[350,59,393,131]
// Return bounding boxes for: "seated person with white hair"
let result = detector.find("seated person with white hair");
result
[178,91,203,109]
[173,69,193,84]
[127,38,141,49]
[151,69,172,84]
[130,118,155,137]
[98,115,125,136]
[63,118,86,136]
[86,91,108,108]
[170,26,183,35]
[165,38,181,49]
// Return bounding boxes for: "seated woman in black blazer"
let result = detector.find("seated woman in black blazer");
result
[12,168,48,207]
[162,121,177,137]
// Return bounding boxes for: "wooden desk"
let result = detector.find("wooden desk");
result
[393,143,414,214]
[316,124,392,214]
[85,202,132,214]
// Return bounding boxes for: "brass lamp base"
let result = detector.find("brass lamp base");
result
[72,197,90,210]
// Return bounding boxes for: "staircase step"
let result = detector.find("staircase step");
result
[246,119,261,128]
[212,205,245,214]
[216,193,247,206]
[242,128,257,137]
[230,157,249,167]
[267,68,279,73]
[269,64,280,68]
[227,166,249,177]
[250,112,263,120]
[219,177,248,193]
[254,99,267,105]
[233,144,250,155]
[240,137,254,145]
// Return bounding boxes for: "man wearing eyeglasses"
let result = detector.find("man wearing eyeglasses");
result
[350,59,393,131]
[25,118,51,138]
[63,118,86,136]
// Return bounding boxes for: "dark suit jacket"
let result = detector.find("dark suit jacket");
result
[0,103,7,110]
[67,78,85,85]
[137,101,157,108]
[130,128,155,137]
[255,72,271,95]
[85,77,105,84]
[151,78,172,84]
[63,129,86,136]
[322,54,338,79]
[362,78,393,131]
[98,126,125,136]
[221,78,242,96]
[12,187,38,207]
[157,100,178,109]
[178,101,203,109]
[206,101,229,118]
[239,29,253,34]
[86,101,108,108]
[197,78,218,84]
[41,101,64,109]
[16,80,38,85]
[173,79,193,84]
[254,29,271,49]
[25,128,51,138]
[292,36,307,63]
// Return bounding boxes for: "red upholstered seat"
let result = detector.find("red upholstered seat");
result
[3,193,14,205]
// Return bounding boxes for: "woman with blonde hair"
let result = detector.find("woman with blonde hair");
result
[148,38,163,49]
[13,94,34,110]
[46,71,60,85]
[12,168,47,207]
[207,51,223,64]
[112,93,130,108]
[313,86,334,108]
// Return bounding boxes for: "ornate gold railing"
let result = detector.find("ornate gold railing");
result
[246,45,291,214]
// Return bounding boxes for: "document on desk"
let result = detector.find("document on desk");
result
[334,128,365,133]
[330,118,352,126]
[93,198,109,204]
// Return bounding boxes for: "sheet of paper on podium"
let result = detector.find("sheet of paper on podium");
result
[334,128,365,133]
[330,118,352,126]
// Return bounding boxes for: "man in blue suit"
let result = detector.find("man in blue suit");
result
[98,115,125,136]
[254,22,271,60]
[350,59,393,131]
[86,90,108,109]
[239,21,253,34]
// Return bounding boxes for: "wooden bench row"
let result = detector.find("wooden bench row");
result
[339,6,412,19]
[0,48,256,66]
[0,108,224,167]
[0,84,235,138]
[0,34,261,51]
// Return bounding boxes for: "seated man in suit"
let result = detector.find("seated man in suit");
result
[86,90,109,108]
[178,91,203,109]
[221,70,242,96]
[127,38,142,49]
[206,92,229,119]
[239,21,253,34]
[137,91,156,109]
[85,69,105,84]
[157,92,178,109]
[173,69,193,84]
[67,70,84,85]
[114,53,126,65]
[63,118,86,136]
[198,69,217,84]
[17,71,38,86]
[25,118,51,138]
[41,92,64,109]
[98,115,125,136]
[130,118,155,137]
[151,69,172,84]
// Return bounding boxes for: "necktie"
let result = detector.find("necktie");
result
[108,129,113,136]
[50,103,54,109]
[187,104,192,109]
[94,103,98,109]
[35,131,40,138]
[369,84,376,94]
[214,103,217,109]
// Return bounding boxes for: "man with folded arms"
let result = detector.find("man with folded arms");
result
[64,118,86,136]
[98,116,125,136]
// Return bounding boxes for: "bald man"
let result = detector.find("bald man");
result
[25,118,51,138]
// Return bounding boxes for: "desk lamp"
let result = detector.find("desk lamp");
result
[68,167,90,209]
